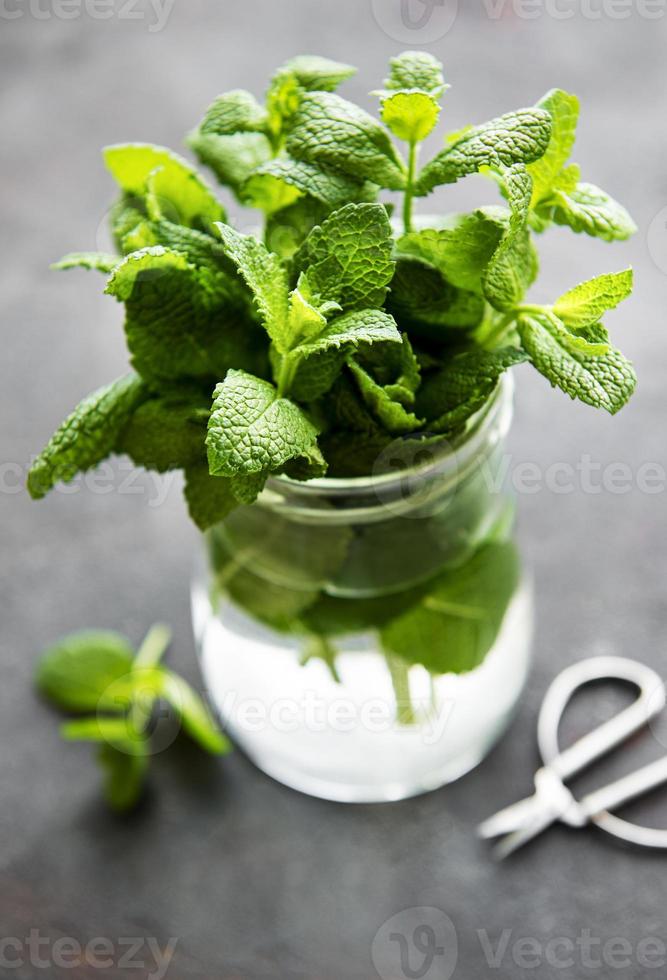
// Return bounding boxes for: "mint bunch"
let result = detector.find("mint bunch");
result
[29,52,637,529]
[36,625,229,811]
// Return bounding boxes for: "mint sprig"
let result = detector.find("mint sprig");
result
[29,51,638,528]
[37,625,229,812]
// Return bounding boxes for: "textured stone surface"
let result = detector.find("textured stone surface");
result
[2,2,667,977]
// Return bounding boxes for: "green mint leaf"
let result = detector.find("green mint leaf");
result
[290,308,402,359]
[300,634,341,683]
[416,348,528,433]
[105,246,265,383]
[549,182,637,241]
[384,50,446,95]
[197,89,269,136]
[214,223,290,351]
[397,210,505,293]
[553,269,633,331]
[378,90,440,144]
[183,466,240,531]
[287,92,407,191]
[281,55,356,92]
[117,396,208,472]
[109,196,147,253]
[518,315,636,413]
[245,157,372,209]
[36,631,135,712]
[28,373,146,499]
[527,89,579,206]
[188,130,273,199]
[242,172,304,215]
[387,258,485,333]
[415,108,552,195]
[294,202,395,310]
[380,542,520,674]
[348,360,423,434]
[52,252,119,274]
[483,164,538,311]
[104,143,226,233]
[265,195,329,260]
[158,670,230,755]
[206,370,320,476]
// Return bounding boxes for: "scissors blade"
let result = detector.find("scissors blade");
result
[477,793,545,840]
[492,802,563,860]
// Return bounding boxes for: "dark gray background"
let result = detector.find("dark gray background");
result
[2,1,667,977]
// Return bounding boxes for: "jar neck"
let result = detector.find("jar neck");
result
[261,375,514,524]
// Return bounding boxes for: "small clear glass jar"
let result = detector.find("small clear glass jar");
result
[192,377,532,802]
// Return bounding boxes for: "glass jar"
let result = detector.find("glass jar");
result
[191,377,532,802]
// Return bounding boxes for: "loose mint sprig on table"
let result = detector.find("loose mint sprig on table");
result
[36,625,229,811]
[29,51,638,531]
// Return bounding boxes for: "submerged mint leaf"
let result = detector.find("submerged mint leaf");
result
[381,542,520,674]
[207,370,320,476]
[518,315,636,414]
[27,374,147,499]
[287,92,407,191]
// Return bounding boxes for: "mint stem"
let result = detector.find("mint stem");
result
[402,140,417,235]
[133,624,171,669]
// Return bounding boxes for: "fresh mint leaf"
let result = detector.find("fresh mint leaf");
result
[398,210,505,293]
[198,89,269,136]
[387,258,485,333]
[188,130,273,198]
[36,631,135,712]
[214,223,290,351]
[415,108,552,195]
[553,269,633,331]
[207,370,320,476]
[245,157,372,209]
[348,360,423,434]
[287,92,407,191]
[483,165,538,312]
[416,348,528,433]
[549,182,637,241]
[52,252,119,274]
[294,203,395,310]
[117,397,208,472]
[379,91,440,143]
[97,744,149,812]
[106,246,266,383]
[282,55,356,92]
[290,309,402,359]
[183,466,240,531]
[28,373,147,499]
[380,542,520,674]
[518,315,636,413]
[527,89,579,206]
[104,143,226,233]
[384,50,446,95]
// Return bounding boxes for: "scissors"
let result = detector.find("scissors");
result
[479,656,667,859]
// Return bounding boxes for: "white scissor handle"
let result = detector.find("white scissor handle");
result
[537,656,667,848]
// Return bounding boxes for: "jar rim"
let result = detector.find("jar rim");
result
[266,373,513,497]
